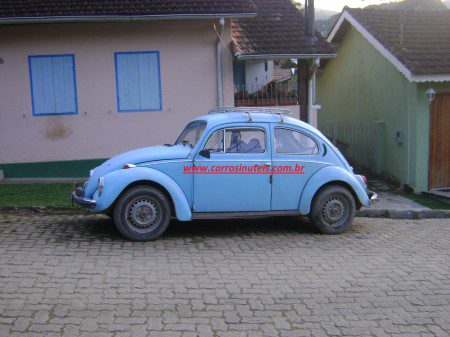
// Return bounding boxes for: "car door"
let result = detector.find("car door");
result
[193,123,271,212]
[270,124,327,210]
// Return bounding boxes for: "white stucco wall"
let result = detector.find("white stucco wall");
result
[245,60,273,93]
[0,20,234,164]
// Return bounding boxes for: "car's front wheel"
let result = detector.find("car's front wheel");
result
[310,185,356,234]
[113,186,171,241]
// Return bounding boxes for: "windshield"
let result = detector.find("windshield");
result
[174,121,206,148]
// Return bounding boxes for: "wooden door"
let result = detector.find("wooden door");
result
[429,93,450,189]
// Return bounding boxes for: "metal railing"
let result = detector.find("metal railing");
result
[320,121,375,176]
[234,82,298,107]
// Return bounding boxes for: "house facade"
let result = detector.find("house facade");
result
[317,8,450,192]
[0,0,334,179]
[0,1,255,178]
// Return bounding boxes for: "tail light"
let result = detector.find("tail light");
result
[360,175,367,186]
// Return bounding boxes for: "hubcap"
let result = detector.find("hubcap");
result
[320,197,347,227]
[127,199,159,232]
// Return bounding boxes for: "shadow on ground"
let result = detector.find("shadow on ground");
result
[79,215,317,241]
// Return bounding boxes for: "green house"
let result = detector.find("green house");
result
[317,8,450,192]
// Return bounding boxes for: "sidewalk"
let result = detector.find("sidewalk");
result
[0,179,448,219]
[357,179,449,219]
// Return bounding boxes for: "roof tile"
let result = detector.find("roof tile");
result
[0,0,256,18]
[232,0,336,57]
[345,8,450,75]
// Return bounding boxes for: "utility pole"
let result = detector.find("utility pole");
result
[298,0,315,122]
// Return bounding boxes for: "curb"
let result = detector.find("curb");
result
[1,206,449,219]
[0,206,88,216]
[356,209,450,219]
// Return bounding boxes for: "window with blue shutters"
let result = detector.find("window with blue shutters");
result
[114,51,162,112]
[28,54,78,116]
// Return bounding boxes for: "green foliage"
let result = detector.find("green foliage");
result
[0,183,72,206]
[404,193,450,210]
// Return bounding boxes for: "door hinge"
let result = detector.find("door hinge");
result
[269,175,273,184]
[192,203,196,211]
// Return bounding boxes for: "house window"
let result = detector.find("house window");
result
[114,51,162,112]
[28,54,78,116]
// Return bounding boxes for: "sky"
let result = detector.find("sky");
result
[309,0,402,12]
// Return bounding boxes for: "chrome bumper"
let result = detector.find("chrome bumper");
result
[367,190,380,204]
[70,183,96,208]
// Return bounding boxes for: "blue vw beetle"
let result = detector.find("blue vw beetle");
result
[71,107,379,241]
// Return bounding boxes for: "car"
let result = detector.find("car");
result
[71,107,379,241]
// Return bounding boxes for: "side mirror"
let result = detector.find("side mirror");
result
[199,149,211,159]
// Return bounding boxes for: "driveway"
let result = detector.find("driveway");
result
[0,215,448,336]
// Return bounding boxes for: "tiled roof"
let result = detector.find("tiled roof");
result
[339,8,450,75]
[0,0,256,18]
[272,65,292,82]
[231,0,336,58]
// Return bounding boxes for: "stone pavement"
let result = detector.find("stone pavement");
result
[0,214,449,337]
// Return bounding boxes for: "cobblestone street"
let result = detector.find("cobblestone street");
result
[0,214,448,336]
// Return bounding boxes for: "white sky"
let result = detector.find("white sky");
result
[306,0,402,12]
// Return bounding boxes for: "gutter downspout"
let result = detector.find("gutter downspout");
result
[216,17,225,107]
[308,58,320,124]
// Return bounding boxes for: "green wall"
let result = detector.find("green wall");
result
[317,26,450,191]
[0,158,106,178]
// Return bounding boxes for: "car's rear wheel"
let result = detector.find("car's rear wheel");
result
[113,186,171,241]
[310,185,356,234]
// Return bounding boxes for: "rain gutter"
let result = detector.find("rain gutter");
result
[0,12,257,25]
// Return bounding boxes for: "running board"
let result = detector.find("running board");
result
[192,210,300,220]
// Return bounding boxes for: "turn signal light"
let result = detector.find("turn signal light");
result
[123,164,136,169]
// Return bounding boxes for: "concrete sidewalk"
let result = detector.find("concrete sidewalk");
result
[0,178,448,219]
[357,179,449,219]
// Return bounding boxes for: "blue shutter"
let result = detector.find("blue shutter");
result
[115,51,162,112]
[28,55,77,116]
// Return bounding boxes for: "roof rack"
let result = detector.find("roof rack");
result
[208,106,292,123]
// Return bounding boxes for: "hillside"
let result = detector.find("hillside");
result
[365,0,446,10]
[315,0,449,37]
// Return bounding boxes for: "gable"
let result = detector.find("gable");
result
[328,10,450,82]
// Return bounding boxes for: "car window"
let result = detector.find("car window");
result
[175,121,206,148]
[274,128,319,154]
[204,130,224,152]
[225,128,265,153]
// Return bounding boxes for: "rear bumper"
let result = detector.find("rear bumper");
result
[367,190,380,204]
[70,183,96,208]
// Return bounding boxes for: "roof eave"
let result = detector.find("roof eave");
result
[411,74,450,83]
[0,12,257,25]
[327,10,450,83]
[236,53,337,60]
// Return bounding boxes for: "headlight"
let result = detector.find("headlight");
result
[98,176,104,196]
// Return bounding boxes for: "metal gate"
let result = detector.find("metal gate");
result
[319,122,375,176]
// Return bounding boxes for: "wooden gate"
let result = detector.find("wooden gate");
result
[429,93,450,189]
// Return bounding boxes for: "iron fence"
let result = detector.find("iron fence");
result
[234,82,298,107]
[319,121,376,176]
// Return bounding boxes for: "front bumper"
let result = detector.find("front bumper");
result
[367,190,380,204]
[70,183,96,208]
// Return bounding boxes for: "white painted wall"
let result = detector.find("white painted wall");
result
[0,20,234,164]
[245,60,274,93]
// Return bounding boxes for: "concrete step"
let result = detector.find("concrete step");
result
[423,189,450,205]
